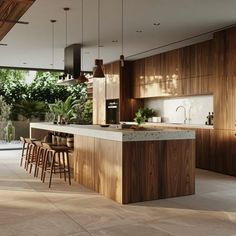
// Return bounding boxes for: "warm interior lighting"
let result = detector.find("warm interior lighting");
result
[93,0,105,78]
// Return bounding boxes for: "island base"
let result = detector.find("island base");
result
[74,135,195,204]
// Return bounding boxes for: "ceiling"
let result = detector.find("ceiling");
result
[0,0,236,71]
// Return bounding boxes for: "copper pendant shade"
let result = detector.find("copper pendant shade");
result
[93,59,105,78]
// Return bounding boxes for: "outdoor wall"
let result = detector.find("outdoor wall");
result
[0,121,30,140]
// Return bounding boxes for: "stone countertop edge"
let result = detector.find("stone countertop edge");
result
[30,122,195,142]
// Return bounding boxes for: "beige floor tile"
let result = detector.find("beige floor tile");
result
[0,150,236,236]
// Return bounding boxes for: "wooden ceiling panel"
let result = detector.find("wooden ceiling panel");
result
[0,0,35,40]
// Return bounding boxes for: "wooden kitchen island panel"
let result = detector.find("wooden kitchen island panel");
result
[74,135,195,204]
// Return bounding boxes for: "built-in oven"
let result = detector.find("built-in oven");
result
[106,99,119,124]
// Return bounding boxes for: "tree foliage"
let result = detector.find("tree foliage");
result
[0,69,90,122]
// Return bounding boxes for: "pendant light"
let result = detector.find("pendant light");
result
[78,0,88,83]
[50,19,56,69]
[120,0,124,67]
[93,0,105,78]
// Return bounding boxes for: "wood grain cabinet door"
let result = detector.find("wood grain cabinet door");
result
[211,129,236,176]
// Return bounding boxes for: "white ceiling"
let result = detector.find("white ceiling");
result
[0,0,236,71]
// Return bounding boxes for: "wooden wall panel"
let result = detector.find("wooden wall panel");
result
[122,139,195,203]
[92,77,106,124]
[214,27,236,130]
[94,139,122,203]
[104,61,120,100]
[74,135,95,190]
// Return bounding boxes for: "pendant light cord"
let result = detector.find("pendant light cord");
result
[81,0,84,71]
[50,20,56,69]
[98,0,100,59]
[121,0,124,56]
[65,10,68,47]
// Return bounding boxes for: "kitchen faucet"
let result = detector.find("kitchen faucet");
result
[176,105,187,124]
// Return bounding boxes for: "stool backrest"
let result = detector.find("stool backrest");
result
[20,137,25,143]
[33,140,43,147]
[42,142,52,150]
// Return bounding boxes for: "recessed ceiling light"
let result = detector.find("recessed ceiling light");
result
[136,30,143,33]
[153,22,161,26]
[0,43,7,46]
[112,40,118,43]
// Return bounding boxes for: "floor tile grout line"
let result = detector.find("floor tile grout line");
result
[44,197,93,236]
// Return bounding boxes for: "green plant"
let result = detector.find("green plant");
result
[134,107,155,125]
[4,120,15,142]
[49,96,79,123]
[15,99,46,121]
[0,96,12,121]
[81,100,93,124]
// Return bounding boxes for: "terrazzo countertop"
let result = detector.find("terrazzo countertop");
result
[30,122,195,142]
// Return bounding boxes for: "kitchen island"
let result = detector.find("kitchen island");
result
[30,123,196,204]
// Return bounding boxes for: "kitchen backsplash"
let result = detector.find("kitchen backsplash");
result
[144,95,213,124]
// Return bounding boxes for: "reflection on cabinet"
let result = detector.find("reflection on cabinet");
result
[194,129,236,176]
[93,77,106,125]
[132,40,213,98]
[104,61,120,100]
[213,27,236,130]
[211,129,236,176]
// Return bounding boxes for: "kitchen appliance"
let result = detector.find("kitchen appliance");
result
[106,99,119,124]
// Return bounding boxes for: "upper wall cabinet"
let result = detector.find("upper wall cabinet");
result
[104,62,120,100]
[132,40,213,99]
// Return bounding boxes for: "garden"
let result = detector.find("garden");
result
[0,69,92,143]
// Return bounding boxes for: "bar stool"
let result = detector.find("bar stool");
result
[29,140,46,178]
[25,138,36,171]
[42,143,71,188]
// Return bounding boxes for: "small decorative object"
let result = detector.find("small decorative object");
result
[134,108,156,125]
[4,120,15,143]
[66,136,74,148]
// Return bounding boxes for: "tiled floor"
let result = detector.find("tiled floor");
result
[0,150,236,236]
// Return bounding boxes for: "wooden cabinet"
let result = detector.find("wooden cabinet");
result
[132,40,213,98]
[213,28,236,130]
[104,61,120,100]
[211,129,236,176]
[93,77,106,125]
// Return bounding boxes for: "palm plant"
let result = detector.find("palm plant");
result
[49,96,79,124]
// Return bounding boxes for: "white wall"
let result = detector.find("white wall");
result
[144,95,213,125]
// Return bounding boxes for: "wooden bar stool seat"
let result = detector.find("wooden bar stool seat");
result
[42,143,71,188]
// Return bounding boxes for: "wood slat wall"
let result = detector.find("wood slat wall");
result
[0,0,35,40]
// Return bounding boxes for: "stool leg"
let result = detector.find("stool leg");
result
[66,152,71,185]
[43,151,50,183]
[62,152,66,182]
[58,152,62,179]
[41,149,47,180]
[49,153,56,188]
[20,142,26,167]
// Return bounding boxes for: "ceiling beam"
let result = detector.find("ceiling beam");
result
[0,0,35,40]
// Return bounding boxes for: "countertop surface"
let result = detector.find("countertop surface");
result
[143,122,214,129]
[30,122,195,142]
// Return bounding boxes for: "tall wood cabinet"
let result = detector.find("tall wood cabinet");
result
[93,61,143,124]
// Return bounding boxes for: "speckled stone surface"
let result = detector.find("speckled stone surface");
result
[30,123,195,142]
